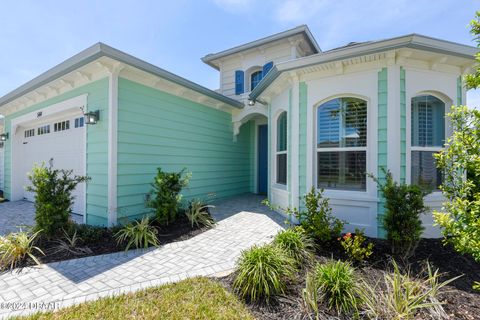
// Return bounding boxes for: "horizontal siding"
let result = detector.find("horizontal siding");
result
[117,78,253,220]
[3,78,109,226]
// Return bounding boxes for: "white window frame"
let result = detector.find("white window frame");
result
[408,93,448,194]
[314,96,369,193]
[274,110,288,188]
[245,66,262,94]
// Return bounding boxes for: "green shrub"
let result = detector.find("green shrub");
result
[26,163,90,237]
[70,224,107,244]
[373,171,428,258]
[358,261,460,320]
[185,199,215,229]
[297,188,344,242]
[0,230,44,270]
[312,260,358,315]
[264,187,344,242]
[339,229,374,262]
[233,244,294,301]
[272,227,315,267]
[114,217,159,251]
[146,168,190,225]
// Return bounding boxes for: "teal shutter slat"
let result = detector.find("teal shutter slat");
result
[235,70,244,95]
[262,62,273,77]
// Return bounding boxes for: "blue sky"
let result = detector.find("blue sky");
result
[0,0,479,105]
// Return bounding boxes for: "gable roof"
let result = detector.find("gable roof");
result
[250,33,478,101]
[0,43,244,109]
[201,25,321,70]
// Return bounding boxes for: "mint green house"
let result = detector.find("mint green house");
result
[0,26,476,237]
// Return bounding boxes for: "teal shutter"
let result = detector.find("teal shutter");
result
[235,70,244,95]
[262,62,274,77]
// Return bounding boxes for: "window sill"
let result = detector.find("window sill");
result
[272,183,288,191]
[320,189,377,202]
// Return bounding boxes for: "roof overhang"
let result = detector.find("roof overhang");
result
[0,42,244,115]
[250,33,478,101]
[201,25,321,70]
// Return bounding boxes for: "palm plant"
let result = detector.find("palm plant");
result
[114,217,159,251]
[185,199,215,229]
[0,230,44,270]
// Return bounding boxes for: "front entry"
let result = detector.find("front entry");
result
[258,124,268,195]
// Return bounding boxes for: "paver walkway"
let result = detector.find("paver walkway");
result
[0,194,284,319]
[0,201,82,236]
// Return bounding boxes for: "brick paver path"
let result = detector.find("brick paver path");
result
[0,201,82,236]
[0,194,284,318]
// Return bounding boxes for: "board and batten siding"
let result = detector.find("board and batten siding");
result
[116,78,254,221]
[2,78,110,225]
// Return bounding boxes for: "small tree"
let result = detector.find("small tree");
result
[432,11,480,263]
[146,168,190,225]
[26,164,90,237]
[373,171,429,258]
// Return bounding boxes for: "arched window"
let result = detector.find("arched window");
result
[316,97,367,190]
[250,70,263,91]
[276,111,287,185]
[411,95,445,189]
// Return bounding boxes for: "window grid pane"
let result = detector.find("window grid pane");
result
[411,95,445,147]
[277,112,287,152]
[411,151,442,190]
[276,154,287,185]
[317,151,366,191]
[317,98,367,148]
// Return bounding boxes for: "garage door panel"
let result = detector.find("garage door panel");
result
[20,116,86,215]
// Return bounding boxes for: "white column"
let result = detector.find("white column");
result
[107,65,123,227]
[290,75,300,208]
[387,62,401,181]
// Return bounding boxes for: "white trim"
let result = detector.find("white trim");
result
[107,66,122,226]
[387,64,401,180]
[10,95,88,217]
[313,95,370,193]
[291,81,300,208]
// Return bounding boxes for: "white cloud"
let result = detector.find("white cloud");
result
[274,0,327,23]
[212,0,254,13]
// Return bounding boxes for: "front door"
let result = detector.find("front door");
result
[258,125,268,195]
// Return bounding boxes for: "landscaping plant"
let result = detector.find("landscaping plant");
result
[146,167,190,225]
[432,11,480,269]
[0,230,44,270]
[373,170,428,258]
[114,217,159,251]
[357,261,459,320]
[272,227,316,267]
[310,260,358,315]
[233,244,295,302]
[339,229,374,263]
[264,187,344,242]
[26,163,90,237]
[52,229,92,256]
[185,199,215,229]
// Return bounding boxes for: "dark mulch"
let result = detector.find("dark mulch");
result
[23,213,208,267]
[220,238,480,320]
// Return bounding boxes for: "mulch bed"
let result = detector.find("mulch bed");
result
[220,238,480,320]
[22,214,208,267]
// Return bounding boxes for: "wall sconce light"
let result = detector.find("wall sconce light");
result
[248,99,256,106]
[0,133,8,141]
[84,110,100,125]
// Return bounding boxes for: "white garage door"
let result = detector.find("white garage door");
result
[20,115,86,215]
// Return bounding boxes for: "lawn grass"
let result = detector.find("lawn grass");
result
[19,277,254,320]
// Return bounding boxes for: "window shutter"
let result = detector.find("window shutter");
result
[262,61,274,77]
[235,70,244,95]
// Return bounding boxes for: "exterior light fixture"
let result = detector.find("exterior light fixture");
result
[248,99,255,106]
[0,133,8,141]
[84,110,100,125]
